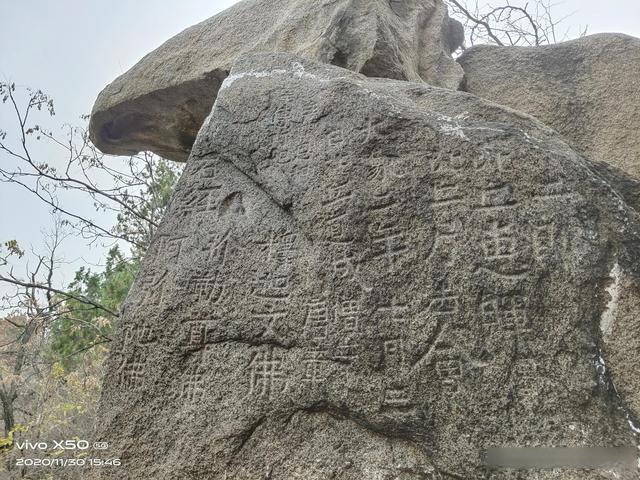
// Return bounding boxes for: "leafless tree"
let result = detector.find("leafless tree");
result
[0,83,182,458]
[0,221,112,438]
[0,82,182,332]
[0,82,182,255]
[0,222,118,480]
[446,0,588,49]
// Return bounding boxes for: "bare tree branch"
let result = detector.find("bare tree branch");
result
[446,0,588,49]
[0,82,182,252]
[448,0,505,46]
[0,276,118,318]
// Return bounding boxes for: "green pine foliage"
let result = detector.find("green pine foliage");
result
[47,246,137,368]
[48,156,181,367]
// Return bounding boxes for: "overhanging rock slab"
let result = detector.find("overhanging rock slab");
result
[89,0,464,162]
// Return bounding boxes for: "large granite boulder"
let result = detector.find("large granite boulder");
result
[93,54,640,479]
[458,33,640,181]
[89,0,464,162]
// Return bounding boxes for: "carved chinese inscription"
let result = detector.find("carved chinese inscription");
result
[180,366,206,403]
[302,297,363,364]
[169,162,223,220]
[249,228,298,337]
[435,358,462,393]
[301,350,330,386]
[119,358,146,389]
[479,293,527,330]
[369,221,409,272]
[136,268,169,307]
[427,277,460,317]
[248,349,287,399]
[303,300,331,342]
[321,177,354,243]
[93,54,640,480]
[181,317,216,352]
[382,387,413,408]
[123,323,156,347]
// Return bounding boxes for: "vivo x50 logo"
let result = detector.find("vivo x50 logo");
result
[15,440,92,450]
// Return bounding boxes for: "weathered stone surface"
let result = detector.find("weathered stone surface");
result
[89,0,464,162]
[93,54,640,479]
[458,33,640,180]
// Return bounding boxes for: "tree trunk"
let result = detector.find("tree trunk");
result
[0,389,15,437]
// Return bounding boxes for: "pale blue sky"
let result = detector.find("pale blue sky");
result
[0,0,639,291]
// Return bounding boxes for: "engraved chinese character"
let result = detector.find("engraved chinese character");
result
[304,300,330,341]
[138,325,155,344]
[335,300,360,334]
[301,350,329,386]
[251,306,287,332]
[432,151,466,174]
[326,219,354,242]
[322,178,353,222]
[383,339,405,366]
[433,182,463,207]
[376,296,409,324]
[332,242,358,280]
[248,349,286,399]
[482,220,516,261]
[369,221,408,271]
[123,326,136,347]
[366,163,386,182]
[200,231,229,265]
[533,180,571,199]
[435,216,463,238]
[476,185,516,210]
[428,278,459,315]
[366,160,408,184]
[138,270,168,306]
[481,293,528,329]
[532,223,554,258]
[256,230,298,269]
[513,359,541,409]
[531,221,568,262]
[432,216,463,265]
[473,151,514,173]
[172,183,221,217]
[123,324,156,347]
[120,360,145,388]
[369,190,397,213]
[155,234,188,262]
[382,387,412,408]
[185,321,214,348]
[325,129,347,151]
[167,236,188,261]
[191,160,218,180]
[189,274,225,304]
[436,358,462,393]
[334,342,359,363]
[272,235,297,267]
[252,272,291,300]
[181,369,205,403]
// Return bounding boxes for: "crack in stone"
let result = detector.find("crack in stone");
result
[222,416,267,467]
[297,401,434,447]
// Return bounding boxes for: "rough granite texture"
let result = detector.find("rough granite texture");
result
[458,33,640,181]
[88,0,464,162]
[89,53,640,479]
